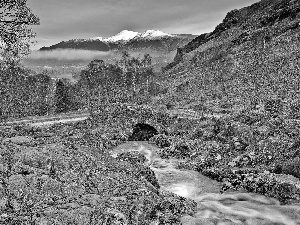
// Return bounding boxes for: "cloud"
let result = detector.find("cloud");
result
[27,49,112,61]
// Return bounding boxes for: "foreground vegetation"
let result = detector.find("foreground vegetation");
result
[1,100,300,223]
[0,108,197,224]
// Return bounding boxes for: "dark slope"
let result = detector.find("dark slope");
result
[40,39,110,51]
[124,35,197,52]
[165,0,300,70]
[160,0,300,109]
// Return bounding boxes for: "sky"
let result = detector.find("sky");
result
[27,0,259,50]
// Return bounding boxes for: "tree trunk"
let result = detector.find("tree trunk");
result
[87,88,94,117]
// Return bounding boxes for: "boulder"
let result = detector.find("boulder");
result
[116,151,147,164]
[116,151,160,189]
[149,134,171,148]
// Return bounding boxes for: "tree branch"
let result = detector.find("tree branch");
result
[0,20,32,25]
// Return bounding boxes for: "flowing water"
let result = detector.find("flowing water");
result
[111,141,300,225]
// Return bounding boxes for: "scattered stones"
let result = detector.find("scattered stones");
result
[149,134,171,148]
[116,151,148,164]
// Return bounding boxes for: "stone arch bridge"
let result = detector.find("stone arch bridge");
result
[91,104,178,135]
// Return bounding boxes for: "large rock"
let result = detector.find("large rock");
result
[116,151,160,189]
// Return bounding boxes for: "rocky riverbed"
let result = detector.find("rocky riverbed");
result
[111,141,300,225]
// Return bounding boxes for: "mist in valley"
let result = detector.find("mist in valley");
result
[21,48,177,81]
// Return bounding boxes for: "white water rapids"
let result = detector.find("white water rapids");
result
[111,141,300,225]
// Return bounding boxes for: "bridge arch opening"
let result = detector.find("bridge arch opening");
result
[128,123,158,141]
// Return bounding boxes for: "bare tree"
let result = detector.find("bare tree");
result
[117,51,154,103]
[80,59,105,117]
[141,53,152,95]
[0,0,40,68]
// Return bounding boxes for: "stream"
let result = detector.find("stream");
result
[111,141,300,225]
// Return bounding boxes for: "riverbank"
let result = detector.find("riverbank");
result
[111,141,300,225]
[0,125,197,224]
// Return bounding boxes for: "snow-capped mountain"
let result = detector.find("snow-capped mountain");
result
[137,30,173,39]
[39,30,197,52]
[94,30,140,42]
[93,30,173,43]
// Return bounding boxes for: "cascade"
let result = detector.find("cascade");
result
[111,141,300,225]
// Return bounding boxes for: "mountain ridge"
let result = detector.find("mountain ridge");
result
[39,30,197,53]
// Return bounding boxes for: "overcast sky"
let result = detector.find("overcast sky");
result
[27,0,259,50]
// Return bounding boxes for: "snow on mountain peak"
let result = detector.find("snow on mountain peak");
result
[105,30,140,42]
[92,30,139,42]
[140,30,172,38]
[92,29,173,42]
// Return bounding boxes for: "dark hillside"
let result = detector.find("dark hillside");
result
[40,39,110,51]
[160,0,300,110]
[166,0,300,70]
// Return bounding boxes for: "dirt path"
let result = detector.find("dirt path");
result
[0,111,89,127]
[0,106,226,128]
